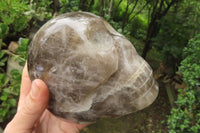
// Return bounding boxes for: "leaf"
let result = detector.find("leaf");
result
[0,23,9,34]
[2,74,9,87]
[1,56,8,63]
[0,50,5,59]
[0,73,9,87]
[0,94,8,101]
[0,57,8,66]
[3,88,18,96]
[8,98,17,107]
[19,38,29,46]
[10,69,22,81]
[1,14,15,25]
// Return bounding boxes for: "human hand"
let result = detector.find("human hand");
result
[4,63,87,133]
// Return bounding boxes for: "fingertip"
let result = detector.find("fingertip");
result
[77,123,89,130]
[19,63,31,103]
[33,79,48,92]
[32,79,49,100]
[22,62,29,77]
[5,78,50,132]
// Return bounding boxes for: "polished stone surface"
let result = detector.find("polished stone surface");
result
[28,12,159,123]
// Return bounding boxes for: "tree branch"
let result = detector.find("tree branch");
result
[108,0,113,16]
[128,0,139,16]
[151,0,160,20]
[162,0,179,16]
[112,0,123,17]
[130,1,149,22]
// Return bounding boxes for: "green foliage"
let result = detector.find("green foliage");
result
[0,38,29,123]
[0,22,9,50]
[180,34,200,86]
[0,0,53,41]
[152,0,200,69]
[130,15,147,40]
[28,0,53,21]
[60,0,80,13]
[152,10,195,72]
[0,70,21,123]
[0,49,18,122]
[0,0,66,124]
[0,50,8,67]
[0,0,31,34]
[0,0,52,124]
[0,23,9,39]
[33,0,53,10]
[168,34,200,133]
[15,38,29,66]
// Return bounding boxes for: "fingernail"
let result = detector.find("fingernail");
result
[31,80,41,98]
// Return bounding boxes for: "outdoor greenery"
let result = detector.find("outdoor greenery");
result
[0,0,200,132]
[0,38,28,123]
[168,34,200,133]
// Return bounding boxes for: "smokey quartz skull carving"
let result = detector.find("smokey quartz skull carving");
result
[28,12,159,123]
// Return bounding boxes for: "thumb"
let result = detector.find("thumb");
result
[5,79,49,132]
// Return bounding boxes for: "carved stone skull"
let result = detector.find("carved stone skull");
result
[28,12,159,123]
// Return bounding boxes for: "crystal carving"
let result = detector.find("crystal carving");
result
[28,12,159,123]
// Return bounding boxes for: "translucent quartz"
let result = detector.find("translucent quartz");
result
[28,12,159,123]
